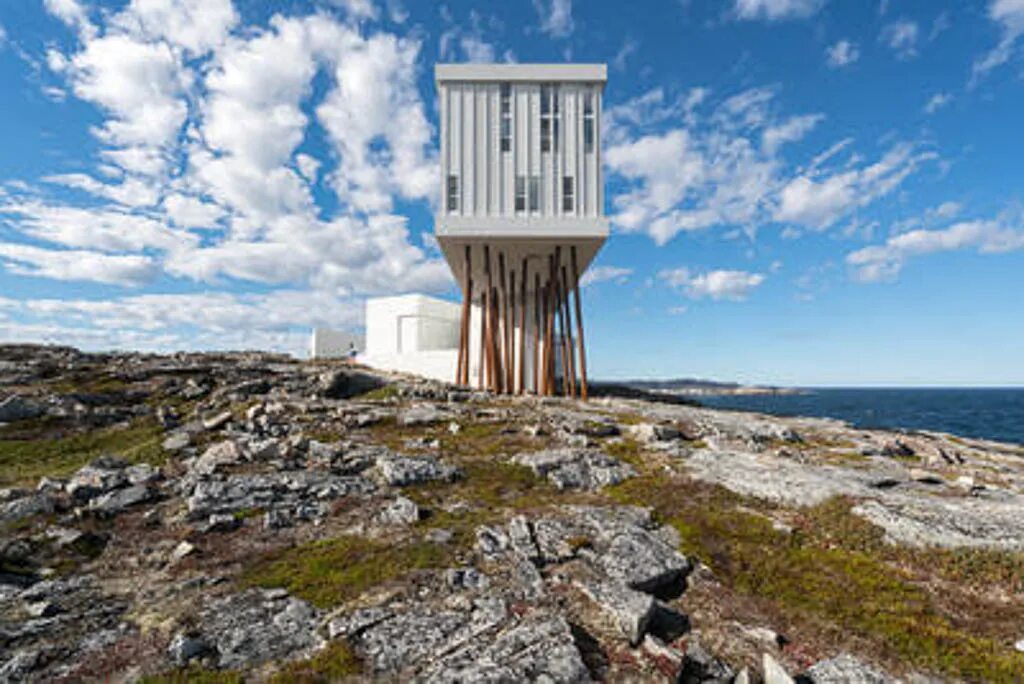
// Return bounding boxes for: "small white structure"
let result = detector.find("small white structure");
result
[358,294,463,382]
[310,328,363,360]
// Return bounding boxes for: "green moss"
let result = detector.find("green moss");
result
[239,535,448,609]
[46,374,133,395]
[609,477,1024,680]
[356,385,400,401]
[603,439,646,468]
[271,641,363,682]
[232,507,264,521]
[0,418,166,487]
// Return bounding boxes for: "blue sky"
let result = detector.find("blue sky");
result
[0,0,1023,386]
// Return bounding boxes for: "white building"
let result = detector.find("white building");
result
[361,64,608,395]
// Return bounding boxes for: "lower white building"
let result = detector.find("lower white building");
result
[357,294,463,382]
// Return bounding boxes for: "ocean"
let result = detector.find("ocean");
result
[694,388,1024,446]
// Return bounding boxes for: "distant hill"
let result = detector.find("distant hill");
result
[612,378,798,395]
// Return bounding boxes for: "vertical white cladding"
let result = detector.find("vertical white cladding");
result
[437,65,605,222]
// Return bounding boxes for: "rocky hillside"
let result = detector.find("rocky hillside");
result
[2,345,1023,682]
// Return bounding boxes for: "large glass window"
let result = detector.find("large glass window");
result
[500,82,511,153]
[446,174,459,212]
[529,175,540,212]
[583,92,595,154]
[540,84,559,153]
[562,176,574,213]
[515,175,526,212]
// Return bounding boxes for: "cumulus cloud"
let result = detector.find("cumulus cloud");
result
[972,0,1024,84]
[881,19,920,59]
[775,143,936,230]
[580,266,633,287]
[732,0,824,21]
[533,0,573,38]
[605,85,923,244]
[2,0,451,353]
[0,243,157,286]
[660,268,766,301]
[825,39,859,68]
[847,214,1024,282]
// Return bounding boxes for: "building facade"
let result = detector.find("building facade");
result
[435,64,608,396]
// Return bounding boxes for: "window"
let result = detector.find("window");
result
[446,174,459,212]
[515,176,526,212]
[562,176,574,212]
[583,92,595,154]
[500,82,511,153]
[540,84,559,153]
[529,175,540,212]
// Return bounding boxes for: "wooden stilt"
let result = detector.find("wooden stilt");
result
[554,272,567,396]
[570,246,589,401]
[546,252,558,395]
[490,286,501,393]
[561,265,576,398]
[497,253,507,394]
[456,245,472,385]
[509,269,516,395]
[519,259,527,394]
[533,272,541,395]
[482,246,493,391]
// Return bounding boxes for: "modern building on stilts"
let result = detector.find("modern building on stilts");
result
[351,64,608,397]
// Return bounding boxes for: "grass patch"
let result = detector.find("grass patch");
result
[356,385,400,402]
[271,641,362,683]
[0,418,166,487]
[239,535,448,609]
[609,477,1024,680]
[603,438,646,468]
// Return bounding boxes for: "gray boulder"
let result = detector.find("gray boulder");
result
[0,395,44,423]
[88,484,153,515]
[320,369,386,400]
[1,492,54,523]
[66,456,130,501]
[513,448,635,490]
[374,454,461,487]
[575,579,655,646]
[377,496,421,525]
[804,653,892,683]
[196,589,323,669]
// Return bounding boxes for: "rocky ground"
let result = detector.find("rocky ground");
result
[1,345,1024,683]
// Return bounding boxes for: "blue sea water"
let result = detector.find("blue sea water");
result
[694,388,1024,447]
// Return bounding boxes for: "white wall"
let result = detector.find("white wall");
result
[366,294,461,356]
[310,328,364,359]
[439,78,603,222]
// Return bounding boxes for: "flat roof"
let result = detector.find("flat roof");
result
[435,63,607,84]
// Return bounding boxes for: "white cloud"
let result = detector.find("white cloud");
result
[114,0,238,55]
[762,114,824,153]
[847,215,1024,282]
[439,11,499,64]
[0,243,157,286]
[580,265,633,287]
[825,39,859,68]
[775,143,935,230]
[881,20,920,59]
[972,0,1024,84]
[294,153,321,183]
[612,37,638,72]
[163,193,225,229]
[44,0,95,38]
[923,91,953,114]
[732,0,824,21]
[606,86,916,245]
[43,172,160,207]
[660,268,766,301]
[533,0,574,38]
[330,0,380,23]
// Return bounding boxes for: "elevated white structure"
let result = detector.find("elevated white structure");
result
[360,64,608,396]
[436,63,608,396]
